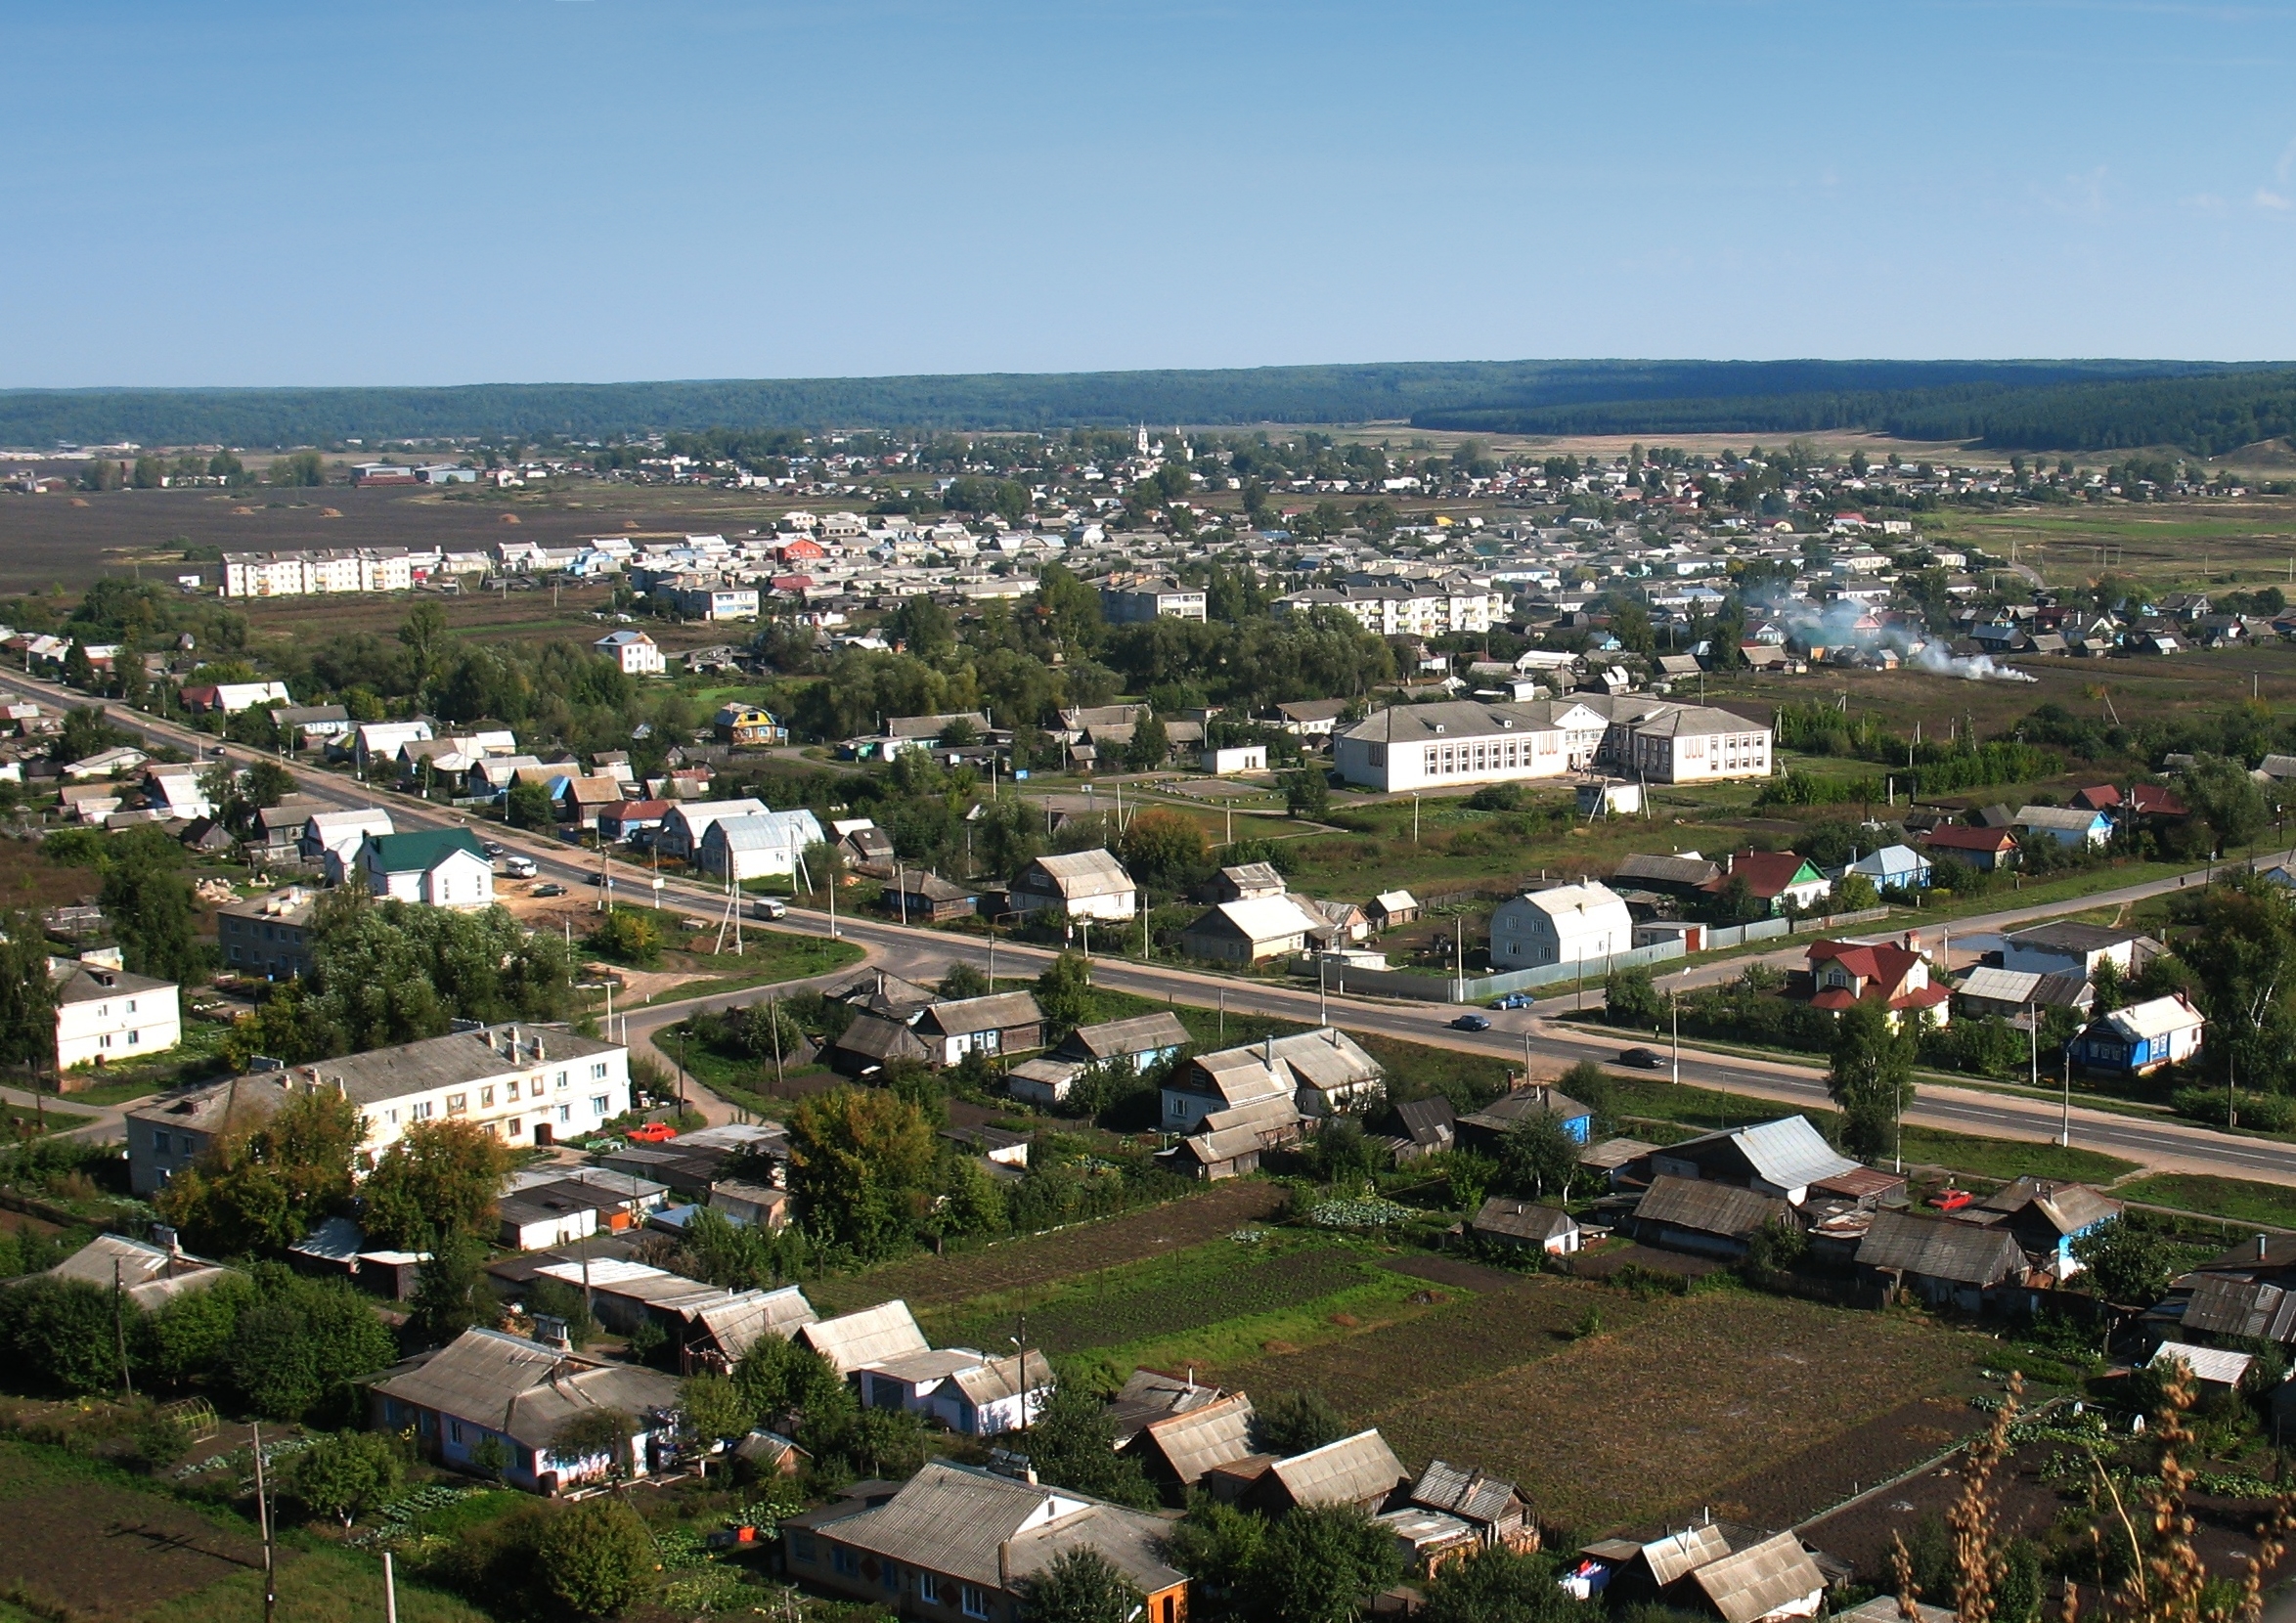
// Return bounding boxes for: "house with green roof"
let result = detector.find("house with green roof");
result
[353,827,495,909]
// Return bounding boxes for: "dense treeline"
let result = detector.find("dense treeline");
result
[1418,364,2296,455]
[0,359,2213,446]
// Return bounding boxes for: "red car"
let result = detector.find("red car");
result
[1928,1187,1972,1212]
[625,1121,677,1144]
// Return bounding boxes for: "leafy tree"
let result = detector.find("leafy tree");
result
[1422,1546,1576,1623]
[507,780,554,830]
[938,963,992,1000]
[1120,807,1209,894]
[1255,1388,1349,1457]
[731,1332,849,1429]
[1034,951,1095,1036]
[535,1495,655,1616]
[1282,766,1331,820]
[51,705,127,767]
[590,906,661,967]
[155,1086,363,1253]
[1602,967,1662,1031]
[1827,997,1915,1162]
[0,1277,121,1394]
[1243,1503,1403,1623]
[940,1154,1009,1237]
[524,1277,599,1349]
[406,1232,495,1348]
[0,914,60,1079]
[785,1086,937,1256]
[1125,713,1170,772]
[1556,1060,1614,1126]
[2163,874,2296,1092]
[1832,873,1880,912]
[1023,1548,1143,1623]
[146,1273,253,1385]
[680,1371,756,1467]
[1499,1112,1579,1202]
[291,1430,404,1527]
[2073,1217,2175,1306]
[1166,1495,1267,1597]
[101,855,207,986]
[2184,754,2267,852]
[365,1119,514,1249]
[398,601,449,705]
[1025,1383,1159,1509]
[226,1269,397,1421]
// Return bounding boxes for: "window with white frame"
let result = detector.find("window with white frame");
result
[960,1585,993,1620]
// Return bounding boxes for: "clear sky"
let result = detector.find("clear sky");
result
[9,0,2296,387]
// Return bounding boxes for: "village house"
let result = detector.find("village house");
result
[1456,1083,1593,1155]
[715,703,789,745]
[1920,824,2020,870]
[1470,1197,1582,1254]
[879,869,979,923]
[654,798,772,863]
[1804,936,1952,1030]
[1202,862,1287,904]
[1632,1116,1864,1206]
[798,1300,931,1375]
[2070,993,2205,1077]
[1241,1429,1411,1517]
[1126,1390,1259,1501]
[1628,1176,1789,1258]
[1953,1177,2121,1278]
[595,630,667,675]
[1007,849,1137,923]
[1180,895,1326,964]
[347,828,495,908]
[40,1231,239,1312]
[2000,921,2145,980]
[303,807,393,866]
[1488,882,1634,972]
[1366,890,1421,931]
[697,809,827,881]
[1953,967,2095,1027]
[1855,1209,2032,1311]
[370,1326,682,1492]
[911,991,1044,1067]
[1706,852,1831,916]
[851,1347,1055,1437]
[1841,844,1932,891]
[784,1461,1190,1623]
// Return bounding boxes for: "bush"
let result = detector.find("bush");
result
[535,1497,656,1616]
[589,907,661,967]
[291,1430,405,1526]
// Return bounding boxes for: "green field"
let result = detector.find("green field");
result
[2116,1173,2296,1231]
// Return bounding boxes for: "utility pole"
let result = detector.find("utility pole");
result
[384,1552,398,1623]
[112,1258,132,1400]
[1670,989,1680,1086]
[2060,1049,2071,1148]
[1318,954,1329,1027]
[252,1422,277,1623]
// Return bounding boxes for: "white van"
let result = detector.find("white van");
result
[504,855,538,879]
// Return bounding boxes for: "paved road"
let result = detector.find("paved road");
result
[22,666,2296,1188]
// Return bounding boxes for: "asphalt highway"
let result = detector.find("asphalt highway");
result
[22,664,2296,1188]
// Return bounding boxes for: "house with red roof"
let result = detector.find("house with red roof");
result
[1921,824,2019,871]
[2128,783,2187,819]
[1701,851,1830,915]
[2069,784,2122,812]
[1806,936,1953,1030]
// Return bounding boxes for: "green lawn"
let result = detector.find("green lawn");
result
[2116,1174,2296,1230]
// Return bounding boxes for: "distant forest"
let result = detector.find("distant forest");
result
[1,357,2291,454]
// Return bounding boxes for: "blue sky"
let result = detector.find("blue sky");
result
[9,0,2296,386]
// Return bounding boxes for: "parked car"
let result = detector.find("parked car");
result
[1617,1046,1665,1070]
[1449,1013,1492,1031]
[482,841,506,857]
[1490,992,1533,1010]
[504,855,538,879]
[626,1121,677,1144]
[752,898,788,920]
[532,882,567,898]
[1929,1188,1974,1212]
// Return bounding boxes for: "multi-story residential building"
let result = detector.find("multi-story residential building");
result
[221,549,413,598]
[1099,578,1209,623]
[661,582,761,621]
[124,1022,635,1191]
[1274,578,1504,637]
[216,887,320,979]
[54,956,181,1075]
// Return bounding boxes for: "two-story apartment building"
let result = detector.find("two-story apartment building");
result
[53,957,181,1075]
[1099,578,1209,624]
[215,887,320,979]
[1333,695,1773,793]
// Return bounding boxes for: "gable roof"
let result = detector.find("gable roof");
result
[1018,849,1134,899]
[2181,1273,2296,1342]
[1663,1116,1862,1192]
[1409,1460,1524,1525]
[1640,1522,1733,1586]
[1971,1176,2120,1236]
[370,1327,681,1449]
[1189,896,1324,946]
[363,827,489,874]
[1713,851,1823,898]
[1265,1428,1408,1509]
[1472,1198,1577,1244]
[1922,824,2018,853]
[798,1300,930,1373]
[1856,1209,2028,1285]
[916,990,1043,1038]
[1633,1175,1787,1241]
[1062,1012,1190,1063]
[1138,1391,1258,1486]
[1105,1368,1226,1446]
[1690,1530,1829,1623]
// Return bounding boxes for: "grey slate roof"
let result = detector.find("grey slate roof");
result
[241,1024,621,1110]
[1061,1012,1190,1063]
[2180,1273,2296,1342]
[1410,1460,1525,1525]
[1640,1522,1733,1586]
[798,1300,929,1374]
[1138,1391,1258,1485]
[45,1233,239,1311]
[1690,1530,1829,1623]
[370,1327,681,1450]
[1633,1175,1788,1242]
[916,990,1043,1038]
[1472,1198,1578,1245]
[1105,1368,1226,1446]
[1266,1428,1408,1509]
[1857,1209,2028,1286]
[816,1460,1185,1596]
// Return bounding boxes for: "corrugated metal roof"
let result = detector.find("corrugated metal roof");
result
[800,1301,930,1373]
[2150,1341,2256,1386]
[1633,1175,1788,1242]
[692,1286,817,1361]
[2106,994,2204,1042]
[1690,1530,1828,1623]
[1410,1460,1524,1525]
[1106,1369,1225,1445]
[1856,1210,2027,1286]
[1141,1392,1258,1485]
[1267,1428,1408,1509]
[1641,1523,1732,1586]
[1726,1118,1863,1192]
[2181,1274,2296,1342]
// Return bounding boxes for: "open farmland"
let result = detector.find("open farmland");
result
[0,1440,486,1623]
[804,1180,1283,1317]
